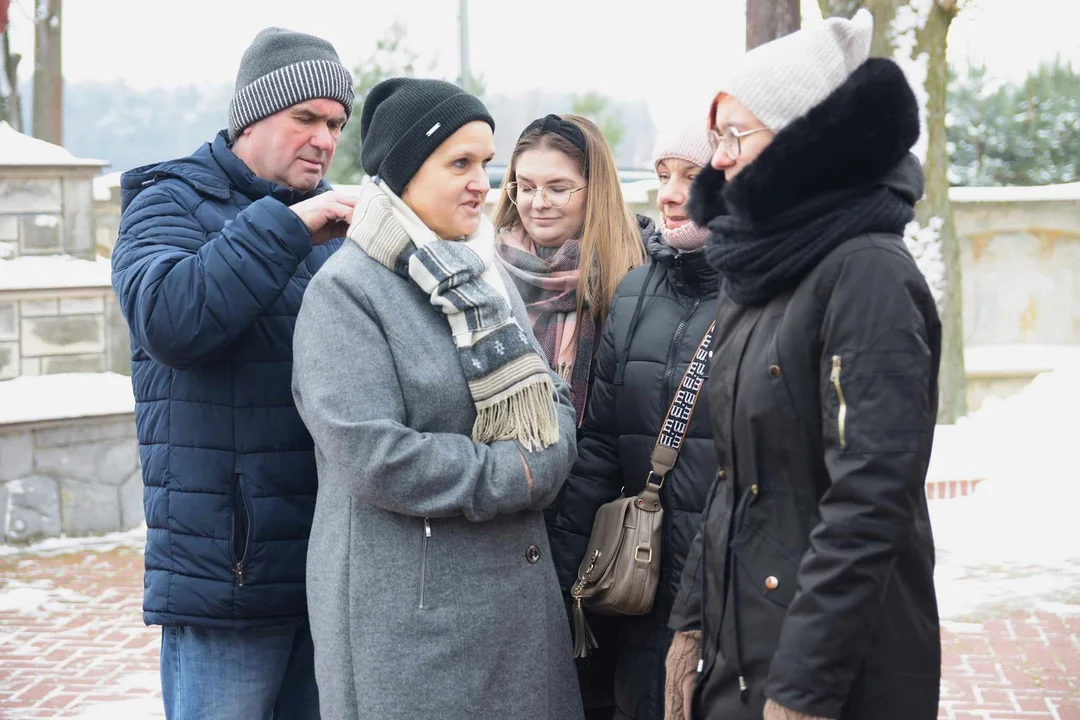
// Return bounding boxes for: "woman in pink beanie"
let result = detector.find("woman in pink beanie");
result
[546,119,722,720]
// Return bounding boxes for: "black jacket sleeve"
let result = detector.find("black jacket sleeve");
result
[765,243,941,718]
[667,525,705,632]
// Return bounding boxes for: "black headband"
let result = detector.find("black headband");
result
[522,114,588,154]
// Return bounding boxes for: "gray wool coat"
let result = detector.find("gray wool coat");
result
[292,240,585,720]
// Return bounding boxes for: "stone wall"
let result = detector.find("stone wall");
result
[0,292,130,380]
[0,173,97,261]
[952,192,1080,346]
[0,414,142,542]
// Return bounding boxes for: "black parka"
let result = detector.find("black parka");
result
[678,58,943,720]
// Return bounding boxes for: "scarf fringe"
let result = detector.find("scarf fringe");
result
[471,377,559,452]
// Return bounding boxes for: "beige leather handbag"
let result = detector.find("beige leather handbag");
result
[570,322,716,658]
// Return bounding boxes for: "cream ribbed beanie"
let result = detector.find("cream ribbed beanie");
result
[717,9,874,132]
[652,121,714,172]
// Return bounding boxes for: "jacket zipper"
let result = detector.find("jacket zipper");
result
[419,518,431,609]
[662,298,702,399]
[830,355,848,448]
[230,470,253,587]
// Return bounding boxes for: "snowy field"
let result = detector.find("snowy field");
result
[931,362,1080,621]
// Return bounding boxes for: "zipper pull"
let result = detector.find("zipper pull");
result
[424,518,431,538]
[232,562,245,587]
[830,355,847,448]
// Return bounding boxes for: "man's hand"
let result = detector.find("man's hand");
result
[289,192,357,246]
[763,698,832,720]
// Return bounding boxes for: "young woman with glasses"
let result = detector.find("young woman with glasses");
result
[493,114,645,428]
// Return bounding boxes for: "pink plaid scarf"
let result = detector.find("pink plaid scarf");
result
[495,225,595,425]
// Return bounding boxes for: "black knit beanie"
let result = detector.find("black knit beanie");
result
[228,27,354,142]
[360,78,494,195]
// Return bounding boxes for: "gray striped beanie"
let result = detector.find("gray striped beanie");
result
[228,27,354,141]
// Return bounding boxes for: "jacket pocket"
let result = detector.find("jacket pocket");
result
[418,517,431,609]
[731,524,800,610]
[229,466,253,587]
[729,481,759,545]
[830,355,848,448]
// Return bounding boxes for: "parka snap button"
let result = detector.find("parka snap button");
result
[526,545,541,564]
[718,470,727,480]
[768,364,781,378]
[765,576,779,590]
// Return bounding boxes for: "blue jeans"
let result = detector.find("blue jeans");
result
[159,623,319,720]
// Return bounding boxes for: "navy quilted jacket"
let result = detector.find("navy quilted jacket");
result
[112,130,341,629]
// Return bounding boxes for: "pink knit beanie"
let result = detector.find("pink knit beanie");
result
[652,122,713,251]
[652,122,714,172]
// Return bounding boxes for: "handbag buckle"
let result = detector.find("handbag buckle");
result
[645,470,665,489]
[634,545,652,563]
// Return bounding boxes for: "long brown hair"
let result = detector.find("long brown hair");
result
[493,114,644,325]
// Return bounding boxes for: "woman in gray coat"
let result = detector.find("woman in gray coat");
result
[292,78,584,720]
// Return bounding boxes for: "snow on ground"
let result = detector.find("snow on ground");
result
[930,360,1080,620]
[0,579,90,616]
[0,254,113,292]
[0,372,135,425]
[0,524,145,558]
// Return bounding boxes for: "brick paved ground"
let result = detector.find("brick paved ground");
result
[0,537,1077,719]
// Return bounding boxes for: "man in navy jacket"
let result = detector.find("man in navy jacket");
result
[111,27,354,719]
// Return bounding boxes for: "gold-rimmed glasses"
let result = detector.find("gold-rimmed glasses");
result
[708,125,771,160]
[504,182,587,209]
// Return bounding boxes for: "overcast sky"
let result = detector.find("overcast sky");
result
[4,0,1078,133]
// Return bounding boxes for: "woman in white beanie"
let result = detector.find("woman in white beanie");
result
[670,10,941,720]
[545,120,721,720]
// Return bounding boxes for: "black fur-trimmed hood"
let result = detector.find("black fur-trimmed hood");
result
[689,57,922,227]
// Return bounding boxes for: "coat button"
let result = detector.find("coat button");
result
[765,576,779,590]
[717,470,726,480]
[768,364,781,378]
[526,545,541,564]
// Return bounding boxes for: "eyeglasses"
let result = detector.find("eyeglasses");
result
[504,182,587,210]
[708,125,771,161]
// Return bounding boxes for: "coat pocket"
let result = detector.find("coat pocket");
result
[228,467,254,587]
[418,517,431,609]
[730,523,799,610]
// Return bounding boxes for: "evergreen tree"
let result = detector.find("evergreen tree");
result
[948,59,1080,186]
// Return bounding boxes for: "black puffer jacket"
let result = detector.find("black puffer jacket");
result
[548,217,719,720]
[679,58,942,720]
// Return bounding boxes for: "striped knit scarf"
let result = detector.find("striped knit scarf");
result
[495,225,594,426]
[347,180,559,451]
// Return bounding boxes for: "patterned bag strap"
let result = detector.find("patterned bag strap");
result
[647,321,717,487]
